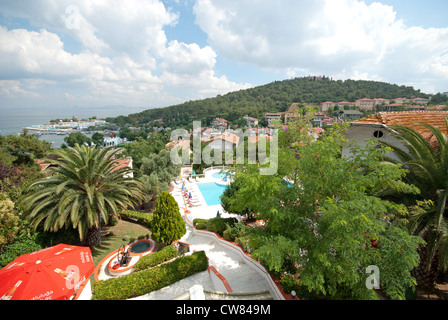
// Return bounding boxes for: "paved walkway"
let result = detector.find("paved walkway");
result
[131,169,274,300]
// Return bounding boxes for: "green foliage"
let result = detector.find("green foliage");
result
[133,244,179,272]
[229,118,423,299]
[0,194,20,249]
[150,191,186,244]
[205,217,237,236]
[192,217,238,236]
[223,222,251,242]
[63,132,92,148]
[0,236,42,268]
[0,132,51,166]
[22,144,146,246]
[220,176,255,217]
[379,119,448,272]
[119,210,153,229]
[107,78,427,128]
[91,250,208,300]
[139,149,181,200]
[91,132,104,146]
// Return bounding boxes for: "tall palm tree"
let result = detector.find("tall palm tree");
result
[22,144,146,247]
[379,118,448,288]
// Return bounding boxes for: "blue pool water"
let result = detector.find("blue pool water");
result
[197,182,227,206]
[212,172,231,180]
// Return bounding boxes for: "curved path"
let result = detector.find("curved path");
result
[130,221,274,300]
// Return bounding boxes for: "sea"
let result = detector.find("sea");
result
[0,106,147,149]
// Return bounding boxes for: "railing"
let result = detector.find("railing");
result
[203,165,231,174]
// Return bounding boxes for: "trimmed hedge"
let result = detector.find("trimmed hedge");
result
[91,251,208,300]
[120,210,153,228]
[133,244,179,272]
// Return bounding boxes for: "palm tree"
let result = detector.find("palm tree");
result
[22,144,146,247]
[379,119,448,288]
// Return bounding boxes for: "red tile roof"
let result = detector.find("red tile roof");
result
[354,111,448,147]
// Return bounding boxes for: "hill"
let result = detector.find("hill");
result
[106,77,429,128]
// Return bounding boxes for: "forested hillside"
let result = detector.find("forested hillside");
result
[107,77,429,128]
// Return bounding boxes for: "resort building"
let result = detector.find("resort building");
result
[412,97,430,105]
[338,110,363,120]
[204,132,240,152]
[355,98,375,110]
[342,111,448,161]
[336,101,355,108]
[320,101,336,112]
[211,118,228,131]
[264,113,283,125]
[284,113,299,124]
[374,98,390,106]
[244,116,259,127]
[103,136,127,147]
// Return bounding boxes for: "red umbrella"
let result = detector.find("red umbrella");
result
[0,244,94,300]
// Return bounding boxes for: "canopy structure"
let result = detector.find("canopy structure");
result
[0,244,94,300]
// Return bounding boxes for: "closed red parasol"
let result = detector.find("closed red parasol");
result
[0,244,94,300]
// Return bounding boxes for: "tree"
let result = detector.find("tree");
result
[0,133,51,166]
[378,119,448,288]
[22,144,146,247]
[91,132,104,146]
[63,132,92,148]
[230,118,423,299]
[0,193,20,250]
[139,149,181,201]
[150,191,186,245]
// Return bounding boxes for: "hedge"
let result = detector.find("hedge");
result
[91,250,208,300]
[133,244,179,272]
[120,210,153,228]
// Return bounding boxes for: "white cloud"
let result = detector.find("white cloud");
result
[194,0,448,93]
[0,0,249,107]
[0,80,41,99]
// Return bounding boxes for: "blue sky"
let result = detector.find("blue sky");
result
[0,0,447,115]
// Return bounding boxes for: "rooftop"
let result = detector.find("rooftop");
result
[353,111,448,144]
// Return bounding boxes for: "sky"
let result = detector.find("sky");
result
[0,0,447,115]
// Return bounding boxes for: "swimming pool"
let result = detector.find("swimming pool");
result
[197,182,227,206]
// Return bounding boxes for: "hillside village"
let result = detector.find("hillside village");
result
[163,94,443,154]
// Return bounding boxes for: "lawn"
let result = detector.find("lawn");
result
[90,219,152,267]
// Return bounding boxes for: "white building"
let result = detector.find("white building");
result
[264,113,283,125]
[103,136,127,147]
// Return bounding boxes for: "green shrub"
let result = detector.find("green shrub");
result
[205,217,238,236]
[223,222,251,241]
[280,275,300,294]
[193,218,207,227]
[222,228,235,241]
[151,191,186,244]
[235,235,260,254]
[133,245,179,272]
[195,222,206,230]
[92,251,209,300]
[120,210,153,228]
[0,237,42,268]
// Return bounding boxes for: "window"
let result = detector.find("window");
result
[373,130,384,139]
